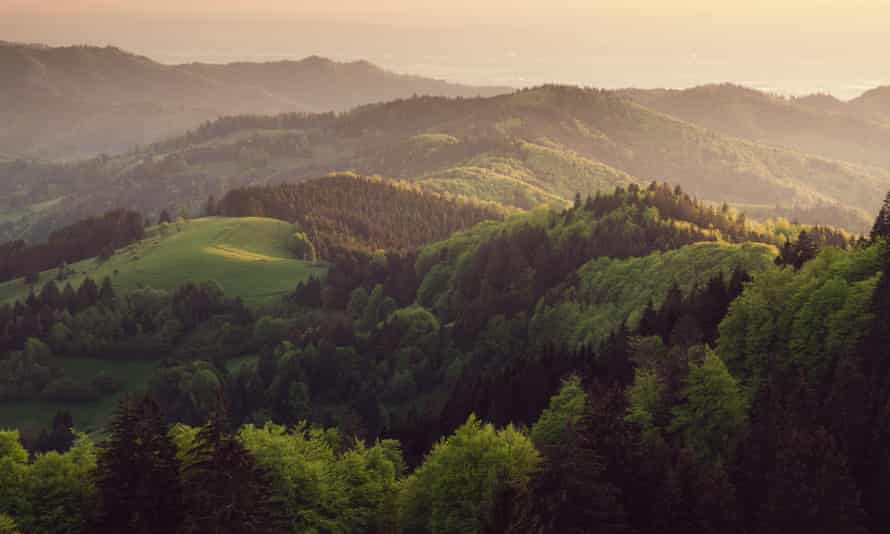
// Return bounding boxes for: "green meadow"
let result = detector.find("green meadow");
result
[0,216,327,305]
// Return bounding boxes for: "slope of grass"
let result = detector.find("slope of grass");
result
[0,358,159,435]
[0,217,327,305]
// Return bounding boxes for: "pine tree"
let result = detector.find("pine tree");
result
[93,395,184,534]
[98,277,116,303]
[523,381,631,534]
[757,427,865,534]
[182,402,284,534]
[793,230,817,269]
[869,191,890,243]
[76,278,99,309]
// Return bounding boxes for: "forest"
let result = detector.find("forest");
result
[1,179,888,533]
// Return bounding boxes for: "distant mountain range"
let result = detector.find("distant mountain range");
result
[0,41,510,160]
[4,84,888,242]
[619,83,890,170]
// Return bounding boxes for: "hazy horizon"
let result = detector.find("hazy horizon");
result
[3,1,890,99]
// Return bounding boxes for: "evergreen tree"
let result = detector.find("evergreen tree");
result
[98,277,116,303]
[34,410,75,453]
[523,380,631,534]
[182,402,284,534]
[869,190,890,243]
[76,278,99,309]
[204,194,219,217]
[93,395,184,534]
[757,427,866,534]
[793,230,817,269]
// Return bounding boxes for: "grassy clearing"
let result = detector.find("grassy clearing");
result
[0,217,328,305]
[0,358,159,435]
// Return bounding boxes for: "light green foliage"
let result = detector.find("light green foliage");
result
[530,376,587,450]
[718,244,882,389]
[538,242,777,347]
[625,368,666,443]
[0,217,327,305]
[0,515,19,534]
[670,349,747,461]
[399,415,540,534]
[169,423,201,463]
[238,422,402,533]
[20,434,96,534]
[0,431,29,521]
[0,432,97,534]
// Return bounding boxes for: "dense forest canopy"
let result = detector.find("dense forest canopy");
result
[2,182,888,532]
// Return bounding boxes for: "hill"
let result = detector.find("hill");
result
[849,86,890,124]
[620,83,890,171]
[3,183,890,533]
[0,42,508,160]
[0,217,326,305]
[217,173,508,259]
[4,85,887,241]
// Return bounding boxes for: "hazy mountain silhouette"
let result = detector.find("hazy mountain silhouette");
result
[0,41,509,160]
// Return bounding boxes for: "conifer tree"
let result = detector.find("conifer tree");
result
[523,379,631,534]
[869,191,890,243]
[98,277,116,303]
[93,395,183,534]
[182,401,284,534]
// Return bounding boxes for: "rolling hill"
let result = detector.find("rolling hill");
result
[0,41,509,160]
[4,85,887,241]
[0,217,327,305]
[620,84,890,171]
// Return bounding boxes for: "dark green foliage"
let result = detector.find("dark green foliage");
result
[93,395,183,534]
[522,381,631,534]
[773,228,842,269]
[31,411,75,454]
[756,427,866,534]
[869,191,890,242]
[181,405,284,534]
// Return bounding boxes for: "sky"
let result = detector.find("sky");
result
[2,0,889,98]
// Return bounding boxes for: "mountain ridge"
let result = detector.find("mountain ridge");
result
[3,84,886,242]
[0,41,510,160]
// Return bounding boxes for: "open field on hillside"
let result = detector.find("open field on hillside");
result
[0,217,327,305]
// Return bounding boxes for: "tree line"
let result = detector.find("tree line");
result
[0,209,144,284]
[217,174,506,259]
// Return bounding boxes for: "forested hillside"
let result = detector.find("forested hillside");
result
[4,85,886,244]
[216,174,508,259]
[1,182,889,533]
[0,41,507,160]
